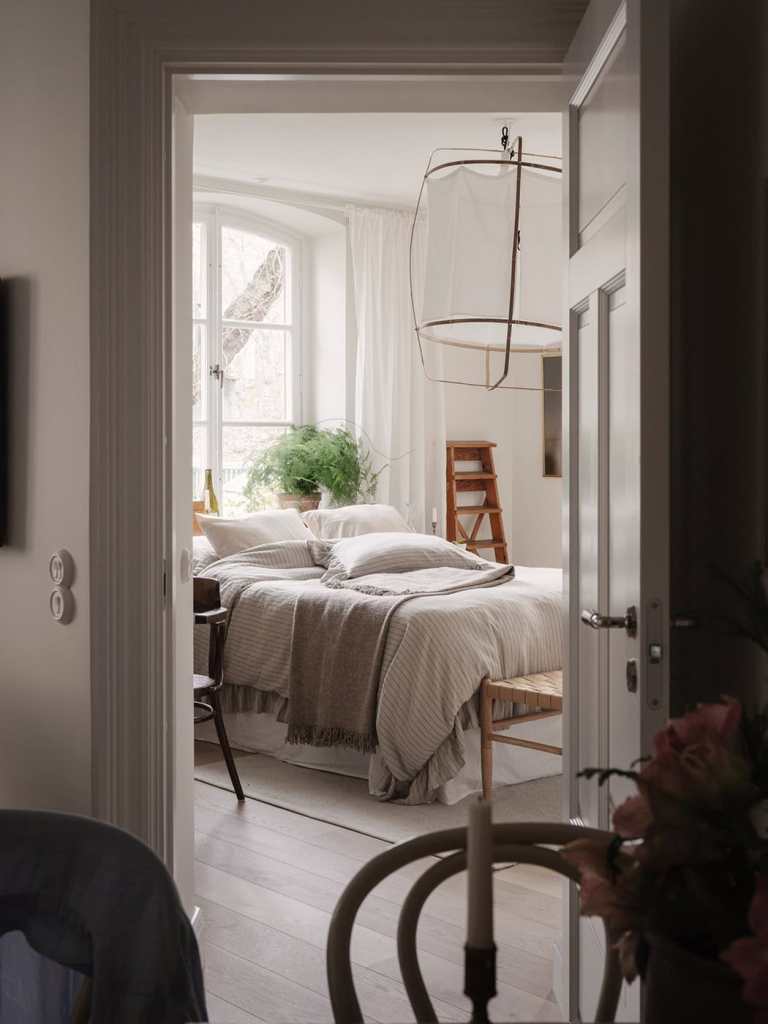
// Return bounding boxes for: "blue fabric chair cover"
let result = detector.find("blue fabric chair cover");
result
[0,811,207,1023]
[0,931,82,1024]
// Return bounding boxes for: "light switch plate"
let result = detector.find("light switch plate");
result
[50,586,75,625]
[49,549,75,587]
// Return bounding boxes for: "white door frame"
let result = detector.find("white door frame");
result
[89,3,577,883]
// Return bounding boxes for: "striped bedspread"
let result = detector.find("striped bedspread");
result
[195,541,562,803]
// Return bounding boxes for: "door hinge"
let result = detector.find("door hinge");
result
[162,558,168,606]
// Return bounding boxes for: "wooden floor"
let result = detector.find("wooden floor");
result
[194,742,563,1023]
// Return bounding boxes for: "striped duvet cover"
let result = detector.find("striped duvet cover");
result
[194,541,562,803]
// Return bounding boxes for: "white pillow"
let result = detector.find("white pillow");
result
[302,503,413,539]
[317,531,489,580]
[192,535,218,575]
[197,509,309,558]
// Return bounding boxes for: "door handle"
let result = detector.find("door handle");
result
[580,605,637,637]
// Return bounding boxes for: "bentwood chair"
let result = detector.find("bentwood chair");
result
[194,576,245,801]
[327,822,622,1024]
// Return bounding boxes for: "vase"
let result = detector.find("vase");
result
[277,492,321,513]
[641,932,752,1024]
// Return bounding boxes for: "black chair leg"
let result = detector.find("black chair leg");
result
[210,691,245,802]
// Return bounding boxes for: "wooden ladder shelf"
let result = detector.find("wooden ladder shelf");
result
[446,441,508,563]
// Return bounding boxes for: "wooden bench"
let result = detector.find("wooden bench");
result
[480,670,563,799]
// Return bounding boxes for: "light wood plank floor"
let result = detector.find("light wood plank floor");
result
[194,743,563,1023]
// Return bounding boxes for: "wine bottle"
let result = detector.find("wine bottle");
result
[201,469,219,515]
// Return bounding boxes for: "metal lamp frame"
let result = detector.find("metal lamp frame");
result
[409,136,563,391]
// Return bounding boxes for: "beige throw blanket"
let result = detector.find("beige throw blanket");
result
[285,562,514,752]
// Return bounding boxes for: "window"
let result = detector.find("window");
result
[193,207,302,513]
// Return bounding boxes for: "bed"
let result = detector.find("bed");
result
[193,512,563,805]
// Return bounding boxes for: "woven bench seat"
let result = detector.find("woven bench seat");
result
[480,670,563,799]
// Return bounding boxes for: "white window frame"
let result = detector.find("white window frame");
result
[193,202,304,504]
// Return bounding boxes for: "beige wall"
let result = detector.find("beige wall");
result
[445,377,562,568]
[443,349,562,570]
[0,0,91,810]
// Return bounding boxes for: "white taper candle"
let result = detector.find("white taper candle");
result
[467,799,494,948]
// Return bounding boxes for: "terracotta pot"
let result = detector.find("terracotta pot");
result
[641,932,752,1024]
[276,492,321,513]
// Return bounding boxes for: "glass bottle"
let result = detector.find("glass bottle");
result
[201,469,219,515]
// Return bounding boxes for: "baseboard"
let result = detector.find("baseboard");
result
[190,905,203,937]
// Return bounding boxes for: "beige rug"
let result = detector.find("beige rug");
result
[195,751,562,844]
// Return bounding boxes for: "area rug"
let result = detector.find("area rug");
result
[195,751,562,844]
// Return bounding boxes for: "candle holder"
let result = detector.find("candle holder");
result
[464,943,497,1023]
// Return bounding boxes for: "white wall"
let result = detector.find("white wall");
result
[444,354,563,568]
[0,0,91,811]
[307,227,349,426]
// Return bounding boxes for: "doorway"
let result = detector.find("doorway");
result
[178,78,569,1020]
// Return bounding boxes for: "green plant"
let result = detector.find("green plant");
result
[244,425,383,508]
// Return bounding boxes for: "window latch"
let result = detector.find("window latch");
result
[209,363,224,387]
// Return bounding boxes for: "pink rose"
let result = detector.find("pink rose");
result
[654,696,741,757]
[723,875,768,1013]
[561,838,636,932]
[612,794,652,838]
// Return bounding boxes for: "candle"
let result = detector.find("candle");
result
[431,507,438,523]
[466,799,494,949]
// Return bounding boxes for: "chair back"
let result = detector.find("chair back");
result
[193,575,221,614]
[326,821,622,1023]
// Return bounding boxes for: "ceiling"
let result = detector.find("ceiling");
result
[193,112,562,210]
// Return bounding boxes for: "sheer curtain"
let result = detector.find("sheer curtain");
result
[347,205,446,534]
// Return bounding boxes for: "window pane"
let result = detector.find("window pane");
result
[221,425,287,514]
[192,424,208,499]
[221,327,287,422]
[192,323,207,422]
[221,225,288,325]
[193,221,207,318]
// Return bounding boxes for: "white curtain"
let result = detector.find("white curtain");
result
[347,205,446,534]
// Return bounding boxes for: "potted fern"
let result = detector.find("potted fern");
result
[244,425,382,511]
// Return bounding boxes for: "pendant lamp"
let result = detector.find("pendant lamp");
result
[410,133,562,391]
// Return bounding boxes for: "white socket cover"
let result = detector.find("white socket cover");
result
[50,586,75,624]
[49,549,75,587]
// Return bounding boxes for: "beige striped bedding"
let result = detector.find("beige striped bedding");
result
[195,541,563,804]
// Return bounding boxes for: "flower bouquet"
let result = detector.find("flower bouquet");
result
[564,562,768,1021]
[564,696,768,1022]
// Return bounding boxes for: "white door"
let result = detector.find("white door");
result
[563,1,670,1019]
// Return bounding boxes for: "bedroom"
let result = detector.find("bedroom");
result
[189,106,566,805]
[186,96,571,1018]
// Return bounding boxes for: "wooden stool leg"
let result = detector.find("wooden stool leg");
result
[480,678,494,800]
[211,690,245,802]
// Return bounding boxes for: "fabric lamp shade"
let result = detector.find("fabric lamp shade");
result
[411,148,562,389]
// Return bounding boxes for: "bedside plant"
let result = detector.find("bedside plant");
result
[244,425,383,511]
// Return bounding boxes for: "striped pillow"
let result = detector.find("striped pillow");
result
[318,532,488,581]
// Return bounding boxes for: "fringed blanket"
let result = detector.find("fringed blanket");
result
[285,561,514,752]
